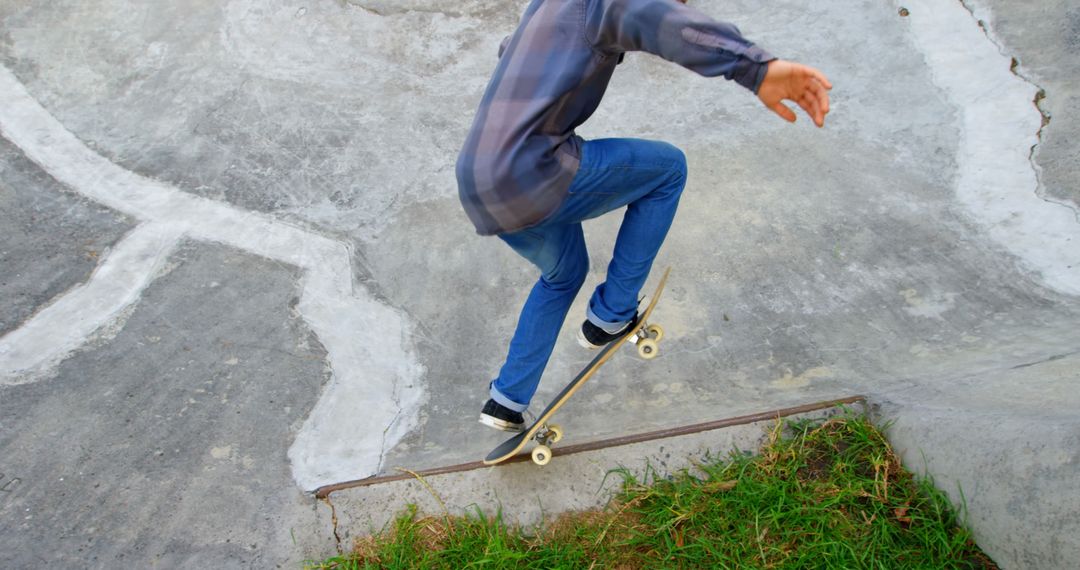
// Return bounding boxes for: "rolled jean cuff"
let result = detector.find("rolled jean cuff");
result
[490,382,528,413]
[586,304,632,334]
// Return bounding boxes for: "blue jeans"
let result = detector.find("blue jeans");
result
[490,138,687,412]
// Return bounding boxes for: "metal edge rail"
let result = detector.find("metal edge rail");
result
[315,395,866,499]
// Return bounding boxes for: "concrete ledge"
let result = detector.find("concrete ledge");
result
[319,397,866,545]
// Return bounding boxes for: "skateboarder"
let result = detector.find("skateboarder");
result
[457,0,831,433]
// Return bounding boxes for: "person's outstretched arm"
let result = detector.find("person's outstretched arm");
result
[587,0,831,126]
[587,0,775,91]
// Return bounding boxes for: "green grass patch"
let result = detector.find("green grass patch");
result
[308,413,997,569]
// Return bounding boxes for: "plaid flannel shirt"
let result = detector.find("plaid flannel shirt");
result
[456,0,775,235]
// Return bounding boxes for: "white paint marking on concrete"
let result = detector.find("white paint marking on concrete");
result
[0,65,425,490]
[902,0,1080,296]
[0,222,182,383]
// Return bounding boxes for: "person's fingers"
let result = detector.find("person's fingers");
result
[816,73,833,91]
[808,78,830,116]
[812,102,826,127]
[811,68,832,90]
[798,92,823,126]
[770,101,797,123]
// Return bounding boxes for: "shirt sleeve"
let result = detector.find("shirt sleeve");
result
[585,0,776,92]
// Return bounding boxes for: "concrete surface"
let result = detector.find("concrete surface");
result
[0,241,335,567]
[0,0,1077,567]
[884,351,1080,570]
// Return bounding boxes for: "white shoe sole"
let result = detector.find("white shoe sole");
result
[577,327,604,350]
[479,414,524,433]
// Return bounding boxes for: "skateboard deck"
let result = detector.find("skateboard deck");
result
[484,267,671,466]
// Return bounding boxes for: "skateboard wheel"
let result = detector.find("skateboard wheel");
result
[547,424,564,444]
[646,324,664,342]
[637,338,659,360]
[532,445,552,466]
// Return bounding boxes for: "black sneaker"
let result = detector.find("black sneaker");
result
[577,313,640,350]
[479,399,525,433]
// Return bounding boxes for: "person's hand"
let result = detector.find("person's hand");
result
[756,60,832,127]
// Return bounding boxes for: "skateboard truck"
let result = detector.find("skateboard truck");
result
[629,321,664,360]
[529,424,564,466]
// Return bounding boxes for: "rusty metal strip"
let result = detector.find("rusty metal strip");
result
[315,395,865,499]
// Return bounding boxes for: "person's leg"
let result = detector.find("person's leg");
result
[560,138,687,333]
[488,223,588,412]
[485,137,685,417]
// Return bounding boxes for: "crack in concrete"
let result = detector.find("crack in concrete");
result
[319,494,344,554]
[1009,350,1078,371]
[959,0,1080,225]
[902,0,1080,295]
[375,389,405,475]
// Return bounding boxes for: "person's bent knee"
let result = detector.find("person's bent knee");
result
[668,144,688,185]
[651,141,687,188]
[659,144,687,199]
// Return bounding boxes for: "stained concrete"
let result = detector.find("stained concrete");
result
[0,136,133,336]
[0,242,334,567]
[0,0,1078,567]
[968,0,1080,211]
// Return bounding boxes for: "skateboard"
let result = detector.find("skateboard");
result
[484,267,671,466]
